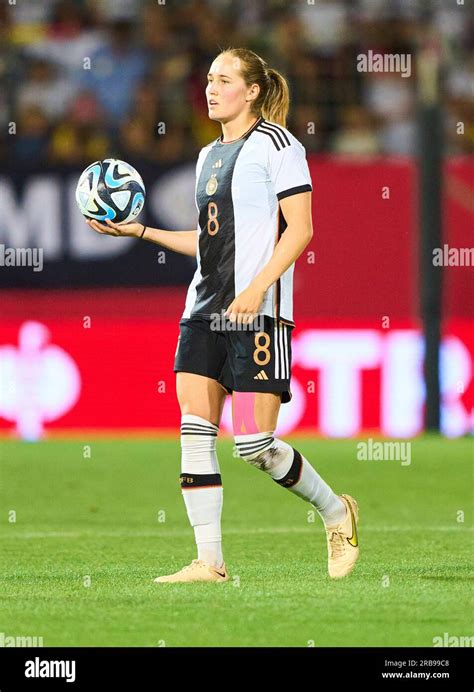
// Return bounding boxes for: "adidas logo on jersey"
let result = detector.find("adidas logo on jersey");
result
[254,370,268,380]
[212,159,223,168]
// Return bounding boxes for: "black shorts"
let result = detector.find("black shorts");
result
[173,314,294,403]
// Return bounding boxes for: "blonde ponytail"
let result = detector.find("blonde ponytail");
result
[261,68,290,127]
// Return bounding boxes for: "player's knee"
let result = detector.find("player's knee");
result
[238,446,276,472]
[180,414,219,453]
[234,432,280,472]
[234,434,301,486]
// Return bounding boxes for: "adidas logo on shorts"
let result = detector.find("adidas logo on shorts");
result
[254,370,268,380]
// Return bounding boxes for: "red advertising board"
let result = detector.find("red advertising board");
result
[0,313,471,438]
[0,158,472,438]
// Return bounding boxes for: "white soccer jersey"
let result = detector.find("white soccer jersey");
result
[181,116,313,326]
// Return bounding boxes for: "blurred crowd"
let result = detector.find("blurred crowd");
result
[0,0,472,168]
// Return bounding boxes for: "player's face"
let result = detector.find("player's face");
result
[206,56,255,122]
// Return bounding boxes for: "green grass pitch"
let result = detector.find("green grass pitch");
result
[0,436,472,647]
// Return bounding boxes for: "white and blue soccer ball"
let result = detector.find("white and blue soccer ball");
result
[75,159,146,224]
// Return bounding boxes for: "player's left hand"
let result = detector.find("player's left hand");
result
[86,219,143,238]
[224,283,266,325]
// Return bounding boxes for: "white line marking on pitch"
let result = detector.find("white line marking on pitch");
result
[1,526,472,539]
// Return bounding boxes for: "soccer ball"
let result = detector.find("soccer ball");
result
[75,159,146,224]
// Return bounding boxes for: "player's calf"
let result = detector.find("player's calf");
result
[234,432,347,527]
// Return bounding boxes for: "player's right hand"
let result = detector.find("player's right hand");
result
[86,219,143,238]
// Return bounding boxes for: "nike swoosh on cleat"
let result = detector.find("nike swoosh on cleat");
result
[346,502,358,547]
[214,570,226,578]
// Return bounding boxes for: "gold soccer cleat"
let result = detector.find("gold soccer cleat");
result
[153,559,230,584]
[326,494,360,579]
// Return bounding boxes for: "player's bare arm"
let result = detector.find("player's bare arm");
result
[86,219,198,257]
[225,191,313,322]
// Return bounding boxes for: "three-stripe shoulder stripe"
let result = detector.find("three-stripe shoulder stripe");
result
[256,122,291,151]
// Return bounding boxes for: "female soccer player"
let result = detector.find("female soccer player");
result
[87,48,359,583]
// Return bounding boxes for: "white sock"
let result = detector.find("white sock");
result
[180,414,224,568]
[291,456,347,526]
[234,432,346,526]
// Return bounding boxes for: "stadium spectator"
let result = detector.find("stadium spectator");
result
[12,104,50,163]
[17,58,76,121]
[49,90,111,164]
[332,105,380,155]
[77,20,147,122]
[1,0,470,164]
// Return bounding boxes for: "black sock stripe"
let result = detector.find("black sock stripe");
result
[180,426,217,431]
[235,436,274,446]
[181,426,218,435]
[275,448,303,488]
[235,438,274,452]
[181,432,217,436]
[180,424,218,432]
[236,440,272,452]
[180,473,222,488]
